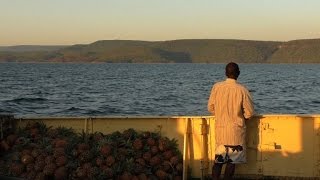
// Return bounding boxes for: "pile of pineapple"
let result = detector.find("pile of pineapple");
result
[0,121,183,180]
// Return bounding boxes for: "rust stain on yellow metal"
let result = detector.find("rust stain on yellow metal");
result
[19,115,320,179]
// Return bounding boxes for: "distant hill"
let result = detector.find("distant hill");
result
[47,39,282,63]
[0,39,320,63]
[0,45,66,52]
[268,39,320,63]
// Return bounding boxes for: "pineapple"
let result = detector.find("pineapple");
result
[56,155,68,167]
[26,163,34,172]
[122,128,136,140]
[31,148,41,158]
[134,151,142,159]
[56,126,77,138]
[0,160,7,175]
[54,139,68,148]
[95,156,105,167]
[0,139,10,151]
[92,132,104,141]
[110,131,121,139]
[53,147,66,158]
[175,163,183,173]
[100,144,112,157]
[25,121,42,139]
[45,155,55,164]
[54,166,68,180]
[161,161,172,172]
[163,150,174,160]
[133,138,143,150]
[142,152,152,162]
[46,128,58,138]
[82,162,92,171]
[118,147,128,156]
[133,163,144,174]
[43,162,57,176]
[6,134,18,146]
[30,128,40,138]
[115,147,128,161]
[77,143,90,154]
[135,158,146,166]
[34,172,46,180]
[20,172,28,178]
[87,166,100,178]
[71,149,79,157]
[137,173,148,180]
[155,169,168,180]
[10,162,25,177]
[26,171,36,180]
[116,153,126,162]
[25,121,39,130]
[146,137,156,146]
[75,167,87,178]
[21,149,32,156]
[79,150,91,163]
[131,175,139,180]
[119,171,132,180]
[150,145,159,155]
[10,152,21,162]
[170,155,180,166]
[1,122,185,179]
[106,155,116,167]
[149,155,162,166]
[142,131,151,139]
[21,154,34,165]
[36,153,45,162]
[35,172,47,180]
[158,138,169,152]
[14,137,28,146]
[147,175,158,180]
[34,160,45,172]
[101,166,113,179]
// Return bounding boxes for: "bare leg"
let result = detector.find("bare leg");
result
[212,163,223,180]
[224,163,235,180]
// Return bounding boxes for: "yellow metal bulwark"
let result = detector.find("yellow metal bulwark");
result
[19,115,320,179]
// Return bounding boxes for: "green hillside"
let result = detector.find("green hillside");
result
[0,45,66,62]
[0,45,66,52]
[268,39,320,63]
[154,39,280,63]
[51,40,162,63]
[0,39,320,63]
[0,51,54,62]
[48,39,281,63]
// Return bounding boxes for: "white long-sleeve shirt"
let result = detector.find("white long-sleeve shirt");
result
[208,78,254,146]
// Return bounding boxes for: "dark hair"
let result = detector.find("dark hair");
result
[225,62,240,79]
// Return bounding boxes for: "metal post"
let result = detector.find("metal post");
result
[183,118,192,180]
[84,117,88,134]
[200,118,209,179]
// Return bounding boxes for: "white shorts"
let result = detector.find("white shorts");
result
[214,145,246,164]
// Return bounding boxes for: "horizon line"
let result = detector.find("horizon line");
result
[1,37,320,47]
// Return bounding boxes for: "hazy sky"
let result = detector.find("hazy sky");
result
[1,0,320,45]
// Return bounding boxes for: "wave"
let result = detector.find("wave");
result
[66,107,83,111]
[83,109,104,115]
[0,108,13,114]
[6,97,48,103]
[311,100,320,104]
[1,63,320,116]
[56,106,122,116]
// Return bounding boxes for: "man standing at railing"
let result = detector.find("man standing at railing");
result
[208,62,254,180]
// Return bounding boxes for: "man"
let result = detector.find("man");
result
[208,62,254,179]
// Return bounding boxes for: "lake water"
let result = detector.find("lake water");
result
[0,63,319,117]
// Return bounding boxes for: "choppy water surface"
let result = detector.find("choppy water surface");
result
[0,63,319,117]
